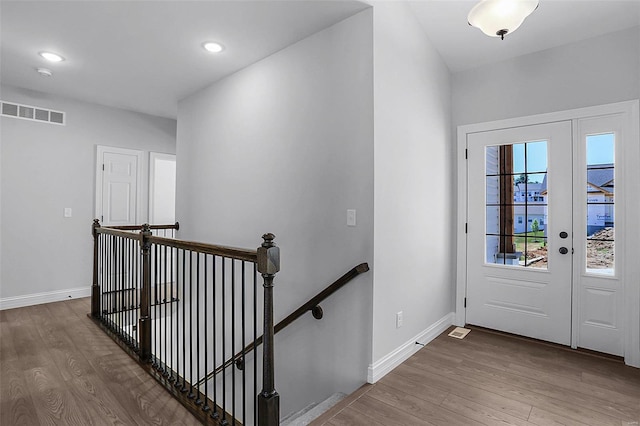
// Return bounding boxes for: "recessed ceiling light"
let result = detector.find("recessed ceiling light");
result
[203,42,224,53]
[39,51,65,62]
[36,67,53,77]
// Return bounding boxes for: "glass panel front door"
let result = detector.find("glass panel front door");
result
[485,142,548,268]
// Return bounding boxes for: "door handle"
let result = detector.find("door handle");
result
[559,247,569,255]
[559,231,568,239]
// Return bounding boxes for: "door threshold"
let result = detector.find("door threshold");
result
[465,324,624,363]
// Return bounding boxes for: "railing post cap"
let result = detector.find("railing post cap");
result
[262,233,276,247]
[258,233,280,275]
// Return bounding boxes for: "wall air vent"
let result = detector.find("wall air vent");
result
[0,100,65,125]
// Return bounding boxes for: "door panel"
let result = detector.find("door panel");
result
[100,149,139,226]
[575,115,624,355]
[467,121,573,345]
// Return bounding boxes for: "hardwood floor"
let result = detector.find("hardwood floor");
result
[314,327,640,426]
[3,300,640,426]
[0,298,201,426]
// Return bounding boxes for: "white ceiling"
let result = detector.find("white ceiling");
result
[410,0,640,73]
[0,1,369,118]
[2,1,638,119]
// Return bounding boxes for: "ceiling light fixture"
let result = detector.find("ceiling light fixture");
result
[468,0,539,40]
[36,67,52,77]
[39,51,65,62]
[203,42,224,53]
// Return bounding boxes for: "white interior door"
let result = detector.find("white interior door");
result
[96,146,142,226]
[467,121,573,345]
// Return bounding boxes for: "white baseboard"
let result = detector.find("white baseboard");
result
[367,312,454,383]
[0,286,91,310]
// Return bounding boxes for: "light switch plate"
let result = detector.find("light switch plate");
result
[64,208,72,218]
[347,209,356,227]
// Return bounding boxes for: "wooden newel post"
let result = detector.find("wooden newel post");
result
[139,223,153,362]
[91,219,101,318]
[257,233,280,426]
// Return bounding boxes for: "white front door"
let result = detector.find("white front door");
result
[467,122,573,345]
[465,116,626,356]
[96,146,142,226]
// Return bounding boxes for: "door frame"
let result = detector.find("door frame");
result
[148,152,176,225]
[95,145,143,225]
[455,100,640,367]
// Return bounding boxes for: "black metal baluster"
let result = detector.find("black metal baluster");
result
[126,238,130,345]
[203,253,209,413]
[211,255,218,422]
[120,236,124,339]
[253,263,258,426]
[195,252,202,405]
[153,243,158,368]
[222,257,227,423]
[106,235,110,328]
[133,238,136,345]
[164,244,169,376]
[158,243,161,367]
[181,249,187,393]
[241,260,246,424]
[135,237,139,349]
[231,259,236,425]
[170,245,175,383]
[188,250,194,399]
[109,235,113,329]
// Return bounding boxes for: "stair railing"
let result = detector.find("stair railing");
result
[194,262,370,388]
[90,220,280,426]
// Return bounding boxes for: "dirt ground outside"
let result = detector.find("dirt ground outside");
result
[525,227,614,269]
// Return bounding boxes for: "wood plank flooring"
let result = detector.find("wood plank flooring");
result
[314,327,640,426]
[0,298,201,426]
[3,300,640,426]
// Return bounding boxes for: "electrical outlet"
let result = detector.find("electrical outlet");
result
[396,311,403,328]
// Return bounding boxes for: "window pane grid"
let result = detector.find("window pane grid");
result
[485,142,548,268]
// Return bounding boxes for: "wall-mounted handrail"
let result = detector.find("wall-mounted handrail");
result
[196,262,369,387]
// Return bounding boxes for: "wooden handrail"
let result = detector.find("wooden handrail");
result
[148,235,258,263]
[95,227,143,240]
[95,223,257,262]
[195,262,369,387]
[107,222,180,231]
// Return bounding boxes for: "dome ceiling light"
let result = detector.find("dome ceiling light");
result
[468,0,539,40]
[39,51,65,62]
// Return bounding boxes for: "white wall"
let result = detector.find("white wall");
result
[371,3,453,363]
[0,85,176,303]
[453,26,640,126]
[176,10,374,418]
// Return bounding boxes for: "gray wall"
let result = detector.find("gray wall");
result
[0,85,176,300]
[176,10,374,417]
[453,26,640,127]
[371,2,453,362]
